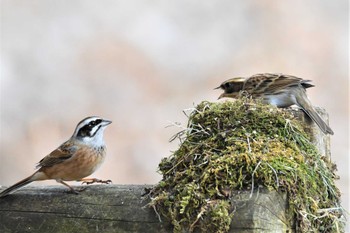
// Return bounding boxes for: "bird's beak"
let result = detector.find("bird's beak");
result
[214,85,222,90]
[102,119,112,126]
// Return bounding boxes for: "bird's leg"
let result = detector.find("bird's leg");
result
[80,178,112,185]
[57,180,86,194]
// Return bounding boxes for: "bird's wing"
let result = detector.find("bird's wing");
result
[248,73,311,94]
[36,142,78,168]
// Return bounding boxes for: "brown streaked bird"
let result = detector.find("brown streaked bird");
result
[0,116,112,198]
[215,73,334,135]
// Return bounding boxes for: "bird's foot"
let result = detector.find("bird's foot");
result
[81,178,112,185]
[66,186,88,195]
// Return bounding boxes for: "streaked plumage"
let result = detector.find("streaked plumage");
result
[215,73,333,135]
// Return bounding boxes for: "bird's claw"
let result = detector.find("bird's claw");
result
[81,178,112,185]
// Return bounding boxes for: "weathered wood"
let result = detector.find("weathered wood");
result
[0,185,292,233]
[0,185,171,233]
[228,190,293,233]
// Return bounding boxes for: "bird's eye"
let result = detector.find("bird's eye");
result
[224,83,232,89]
[223,82,237,93]
[88,119,102,128]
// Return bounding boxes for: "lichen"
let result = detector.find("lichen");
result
[148,98,344,233]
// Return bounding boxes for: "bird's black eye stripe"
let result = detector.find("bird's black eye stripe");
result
[88,119,102,127]
[224,83,232,89]
[77,119,103,138]
[223,82,243,94]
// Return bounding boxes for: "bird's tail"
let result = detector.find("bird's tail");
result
[295,88,334,135]
[0,175,34,198]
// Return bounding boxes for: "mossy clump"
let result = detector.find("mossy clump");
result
[148,98,344,233]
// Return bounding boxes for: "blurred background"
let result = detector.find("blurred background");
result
[1,0,348,227]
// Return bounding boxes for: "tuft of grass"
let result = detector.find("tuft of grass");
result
[148,98,344,233]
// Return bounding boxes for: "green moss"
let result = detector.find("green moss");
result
[149,98,344,232]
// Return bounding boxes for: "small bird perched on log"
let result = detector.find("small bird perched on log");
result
[0,116,112,198]
[215,73,334,135]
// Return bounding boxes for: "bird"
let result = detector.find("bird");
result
[0,116,112,198]
[215,73,334,135]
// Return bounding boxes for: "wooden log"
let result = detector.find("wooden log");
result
[0,185,171,233]
[228,189,293,233]
[0,185,292,233]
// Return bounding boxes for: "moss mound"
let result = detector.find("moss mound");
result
[148,98,344,233]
